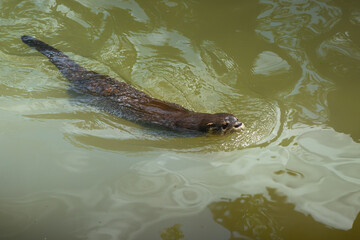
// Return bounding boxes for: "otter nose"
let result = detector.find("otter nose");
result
[234,122,245,130]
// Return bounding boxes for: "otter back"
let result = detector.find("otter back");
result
[21,35,244,135]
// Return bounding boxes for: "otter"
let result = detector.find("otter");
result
[21,35,244,135]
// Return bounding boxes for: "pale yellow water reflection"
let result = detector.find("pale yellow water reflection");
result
[0,0,359,239]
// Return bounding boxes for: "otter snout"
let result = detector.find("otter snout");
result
[233,121,245,130]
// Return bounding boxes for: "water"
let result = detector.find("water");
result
[0,0,359,239]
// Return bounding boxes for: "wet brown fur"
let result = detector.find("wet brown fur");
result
[21,35,243,135]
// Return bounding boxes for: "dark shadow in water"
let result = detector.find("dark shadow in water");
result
[208,188,360,240]
[156,0,302,91]
[325,0,360,142]
[303,0,360,142]
[133,188,360,240]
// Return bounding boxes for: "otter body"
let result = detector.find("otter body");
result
[21,35,244,134]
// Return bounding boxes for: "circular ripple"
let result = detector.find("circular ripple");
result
[171,185,212,208]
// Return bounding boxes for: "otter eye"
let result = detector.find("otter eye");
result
[222,123,229,129]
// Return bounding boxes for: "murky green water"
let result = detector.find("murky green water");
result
[0,0,359,239]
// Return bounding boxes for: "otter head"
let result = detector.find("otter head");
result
[176,113,244,135]
[200,113,245,134]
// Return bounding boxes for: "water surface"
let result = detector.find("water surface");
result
[0,0,359,239]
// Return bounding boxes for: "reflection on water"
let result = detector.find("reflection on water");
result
[160,224,184,240]
[210,192,284,240]
[112,160,212,209]
[209,189,360,240]
[315,30,360,140]
[0,0,360,239]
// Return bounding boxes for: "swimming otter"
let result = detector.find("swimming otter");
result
[21,35,244,135]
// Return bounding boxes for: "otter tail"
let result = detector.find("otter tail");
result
[21,35,88,82]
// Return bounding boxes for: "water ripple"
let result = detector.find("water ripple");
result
[209,127,360,230]
[111,161,212,209]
